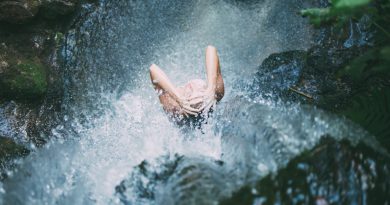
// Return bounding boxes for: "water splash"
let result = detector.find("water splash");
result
[0,0,377,205]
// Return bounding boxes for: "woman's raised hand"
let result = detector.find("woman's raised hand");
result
[198,88,217,112]
[186,88,217,114]
[176,97,201,117]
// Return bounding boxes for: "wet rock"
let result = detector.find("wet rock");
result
[252,46,366,108]
[0,58,47,101]
[0,0,41,23]
[39,0,78,19]
[0,0,81,23]
[0,19,64,146]
[220,137,390,205]
[0,0,98,147]
[249,13,390,150]
[0,136,30,180]
[251,50,307,98]
[251,15,372,105]
[115,155,230,205]
[115,155,181,203]
[0,137,29,160]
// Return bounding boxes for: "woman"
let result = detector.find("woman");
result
[150,45,224,120]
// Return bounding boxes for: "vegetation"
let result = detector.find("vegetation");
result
[301,0,390,148]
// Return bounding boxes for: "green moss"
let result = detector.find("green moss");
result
[0,59,47,101]
[54,32,64,47]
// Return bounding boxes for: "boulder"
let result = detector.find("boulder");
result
[251,50,307,99]
[0,0,41,23]
[220,137,390,205]
[39,0,78,19]
[0,136,30,180]
[0,137,29,161]
[0,0,81,23]
[115,155,228,205]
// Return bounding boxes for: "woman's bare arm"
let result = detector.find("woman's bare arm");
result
[205,45,224,101]
[186,46,225,112]
[188,46,225,112]
[150,64,181,102]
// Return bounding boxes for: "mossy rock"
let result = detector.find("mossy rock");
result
[0,58,48,101]
[0,0,41,23]
[39,0,78,19]
[0,137,30,161]
[0,136,30,180]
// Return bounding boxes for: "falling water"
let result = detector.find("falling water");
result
[0,0,381,205]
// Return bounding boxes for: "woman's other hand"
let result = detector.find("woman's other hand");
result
[199,88,217,112]
[176,97,201,117]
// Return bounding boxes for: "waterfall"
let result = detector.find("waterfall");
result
[1,1,378,205]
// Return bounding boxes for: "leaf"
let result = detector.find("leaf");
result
[301,0,372,25]
[342,87,390,143]
[332,0,371,10]
[338,47,390,81]
[300,8,331,26]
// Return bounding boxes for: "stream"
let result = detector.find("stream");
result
[0,0,386,205]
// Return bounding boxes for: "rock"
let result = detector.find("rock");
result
[251,50,307,98]
[0,136,30,180]
[39,0,78,19]
[0,61,9,74]
[251,45,366,106]
[0,0,98,148]
[115,155,229,205]
[249,15,390,150]
[220,137,390,205]
[0,0,41,23]
[251,14,372,103]
[0,0,82,23]
[0,137,29,160]
[0,57,47,101]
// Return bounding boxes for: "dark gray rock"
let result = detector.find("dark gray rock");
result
[0,136,30,180]
[0,0,82,23]
[220,137,390,205]
[115,155,229,205]
[251,50,307,98]
[250,17,371,108]
[0,0,41,23]
[40,0,78,19]
[0,0,97,148]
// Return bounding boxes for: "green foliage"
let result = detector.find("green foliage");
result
[302,0,390,148]
[301,0,372,26]
[339,46,390,81]
[54,32,64,47]
[342,87,390,143]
